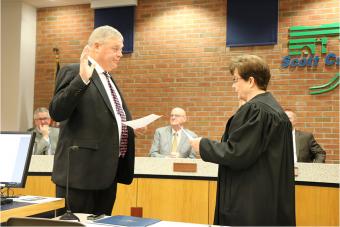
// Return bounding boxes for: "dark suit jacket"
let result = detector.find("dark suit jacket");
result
[295,130,325,163]
[49,64,135,190]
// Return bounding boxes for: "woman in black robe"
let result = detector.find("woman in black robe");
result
[191,55,296,226]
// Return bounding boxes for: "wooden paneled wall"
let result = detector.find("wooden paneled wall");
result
[12,176,339,226]
[136,178,209,224]
[295,185,339,226]
[12,176,56,197]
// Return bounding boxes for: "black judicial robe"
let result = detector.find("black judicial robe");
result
[200,92,296,226]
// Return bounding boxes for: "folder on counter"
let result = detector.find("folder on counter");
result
[94,215,160,226]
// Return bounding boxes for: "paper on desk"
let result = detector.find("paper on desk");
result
[14,196,62,204]
[122,114,162,129]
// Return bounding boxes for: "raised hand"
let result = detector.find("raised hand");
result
[79,45,95,82]
[38,124,50,139]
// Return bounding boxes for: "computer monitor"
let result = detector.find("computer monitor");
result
[0,131,36,188]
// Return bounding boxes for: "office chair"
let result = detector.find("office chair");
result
[7,217,85,226]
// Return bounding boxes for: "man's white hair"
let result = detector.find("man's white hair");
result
[88,25,124,46]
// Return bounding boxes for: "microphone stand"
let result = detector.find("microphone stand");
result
[59,146,80,221]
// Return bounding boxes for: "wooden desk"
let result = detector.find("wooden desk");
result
[24,157,340,226]
[1,198,65,223]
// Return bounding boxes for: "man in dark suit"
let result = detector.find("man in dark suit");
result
[285,110,326,163]
[49,26,145,215]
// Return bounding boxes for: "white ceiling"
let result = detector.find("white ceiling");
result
[22,0,91,8]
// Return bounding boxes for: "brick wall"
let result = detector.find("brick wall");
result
[35,0,339,162]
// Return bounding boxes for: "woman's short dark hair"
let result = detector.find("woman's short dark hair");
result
[229,55,271,91]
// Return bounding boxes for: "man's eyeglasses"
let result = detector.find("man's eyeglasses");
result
[34,117,50,121]
[113,47,123,53]
[170,114,184,118]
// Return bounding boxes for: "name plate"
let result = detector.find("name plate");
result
[130,207,143,217]
[173,163,197,172]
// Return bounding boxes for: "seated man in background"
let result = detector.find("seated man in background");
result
[285,109,326,163]
[28,107,59,155]
[149,107,197,158]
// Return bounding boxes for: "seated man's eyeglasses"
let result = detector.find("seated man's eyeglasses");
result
[35,117,50,121]
[170,114,184,118]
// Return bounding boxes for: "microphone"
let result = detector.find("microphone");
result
[59,145,80,221]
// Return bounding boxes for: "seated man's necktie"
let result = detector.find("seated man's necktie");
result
[171,132,178,157]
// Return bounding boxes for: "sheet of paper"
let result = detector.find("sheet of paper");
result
[181,128,193,140]
[14,196,63,204]
[122,114,162,129]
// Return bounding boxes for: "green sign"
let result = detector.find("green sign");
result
[309,73,339,95]
[282,22,339,95]
[288,22,339,55]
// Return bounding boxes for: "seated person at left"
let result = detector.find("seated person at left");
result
[28,107,59,155]
[149,107,197,158]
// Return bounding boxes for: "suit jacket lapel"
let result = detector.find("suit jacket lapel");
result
[91,71,115,117]
[295,130,301,158]
[167,126,173,153]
